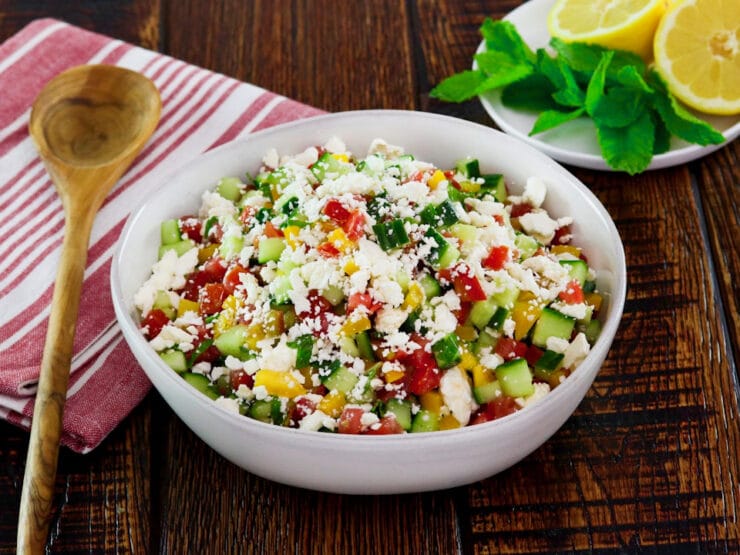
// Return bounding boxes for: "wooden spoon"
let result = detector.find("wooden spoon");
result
[17,64,160,554]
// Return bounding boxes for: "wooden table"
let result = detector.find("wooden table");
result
[1,1,738,553]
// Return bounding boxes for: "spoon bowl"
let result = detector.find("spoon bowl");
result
[17,64,160,554]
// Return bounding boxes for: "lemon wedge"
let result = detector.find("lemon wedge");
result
[653,0,740,115]
[548,0,667,60]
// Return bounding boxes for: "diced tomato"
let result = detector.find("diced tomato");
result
[179,216,202,243]
[365,415,404,435]
[239,205,257,226]
[202,256,227,282]
[223,263,249,295]
[343,210,366,241]
[230,369,254,391]
[323,198,351,225]
[207,222,224,243]
[317,242,340,258]
[482,245,509,271]
[338,407,365,434]
[376,383,407,402]
[438,264,487,302]
[455,301,472,326]
[558,279,584,304]
[524,345,544,367]
[192,326,220,364]
[289,397,317,426]
[263,221,284,238]
[403,170,427,184]
[403,342,441,396]
[470,397,519,425]
[296,290,334,335]
[495,337,528,361]
[199,282,228,314]
[346,292,382,315]
[180,270,210,301]
[510,202,533,218]
[443,170,461,190]
[493,214,505,226]
[141,308,170,339]
[552,224,572,245]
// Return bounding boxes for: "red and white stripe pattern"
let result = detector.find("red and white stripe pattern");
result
[0,19,323,453]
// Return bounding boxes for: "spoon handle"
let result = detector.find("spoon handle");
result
[16,212,95,554]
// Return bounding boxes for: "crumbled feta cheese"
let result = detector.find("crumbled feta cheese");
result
[522,176,547,208]
[360,412,380,428]
[562,332,591,369]
[440,367,477,425]
[134,248,198,314]
[518,210,559,245]
[515,382,551,408]
[199,190,237,219]
[214,397,241,414]
[375,307,408,334]
[149,324,195,352]
[299,410,336,431]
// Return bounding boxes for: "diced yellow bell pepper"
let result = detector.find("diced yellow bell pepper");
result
[459,180,481,193]
[245,323,266,350]
[455,325,477,343]
[254,370,306,398]
[427,169,446,190]
[472,364,495,388]
[317,390,346,417]
[585,291,603,312]
[551,245,582,258]
[198,244,218,264]
[457,350,478,371]
[331,153,349,163]
[326,227,354,253]
[343,260,360,275]
[512,292,543,340]
[420,391,444,414]
[402,281,425,311]
[177,298,199,318]
[384,369,405,383]
[283,225,301,248]
[212,295,240,336]
[341,315,371,337]
[439,414,462,430]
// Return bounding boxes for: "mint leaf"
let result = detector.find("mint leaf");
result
[592,87,648,128]
[430,70,490,102]
[536,49,584,108]
[617,65,654,94]
[501,74,558,112]
[530,108,586,135]
[648,71,725,146]
[550,38,645,81]
[474,50,533,85]
[596,111,655,174]
[585,51,614,115]
[480,19,535,64]
[651,111,672,155]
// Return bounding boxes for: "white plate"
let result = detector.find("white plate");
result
[477,0,740,171]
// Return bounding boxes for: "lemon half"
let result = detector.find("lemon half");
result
[548,0,667,60]
[653,0,740,115]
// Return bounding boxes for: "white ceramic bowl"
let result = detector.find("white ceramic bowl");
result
[112,110,627,494]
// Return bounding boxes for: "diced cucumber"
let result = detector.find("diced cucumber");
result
[470,298,498,330]
[153,290,176,319]
[437,242,460,269]
[514,232,540,260]
[385,398,412,431]
[395,269,411,293]
[480,173,506,202]
[456,157,480,178]
[214,324,249,358]
[219,234,244,260]
[160,219,181,246]
[531,307,576,348]
[494,358,534,398]
[584,319,602,344]
[249,399,274,422]
[583,280,597,293]
[269,274,292,305]
[411,409,440,433]
[432,333,462,369]
[311,152,350,181]
[159,350,187,373]
[488,306,509,331]
[559,259,589,285]
[287,334,314,369]
[449,223,478,246]
[216,176,243,201]
[473,330,498,354]
[277,195,300,217]
[473,380,502,404]
[534,349,564,372]
[182,372,219,400]
[490,278,520,309]
[258,237,286,263]
[419,274,441,298]
[355,331,376,361]
[322,284,345,306]
[339,336,360,357]
[435,200,460,227]
[158,239,196,259]
[321,364,359,394]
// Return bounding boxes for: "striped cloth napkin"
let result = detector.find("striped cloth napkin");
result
[0,18,323,453]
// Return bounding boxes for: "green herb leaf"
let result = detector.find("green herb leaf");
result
[550,38,645,79]
[648,71,725,146]
[430,70,490,102]
[480,19,535,64]
[536,49,584,107]
[592,87,647,128]
[585,51,614,116]
[597,111,655,175]
[474,50,533,86]
[617,65,654,94]
[651,111,672,155]
[501,73,558,112]
[530,107,586,136]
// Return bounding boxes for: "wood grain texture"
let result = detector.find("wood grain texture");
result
[0,0,738,553]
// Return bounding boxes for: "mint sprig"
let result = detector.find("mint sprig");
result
[430,19,725,175]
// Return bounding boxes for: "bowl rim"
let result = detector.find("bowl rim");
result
[111,108,627,447]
